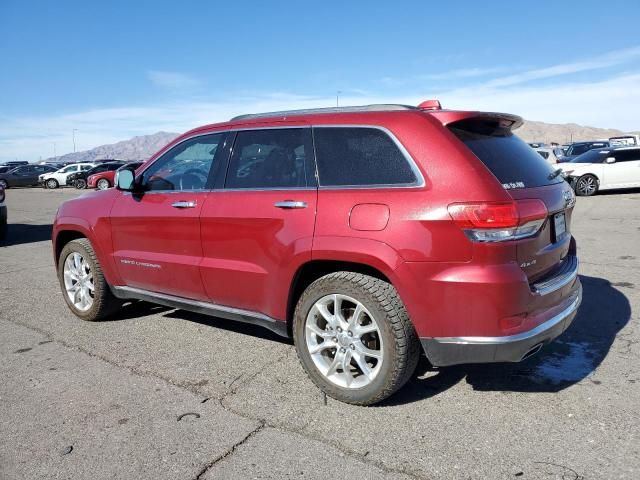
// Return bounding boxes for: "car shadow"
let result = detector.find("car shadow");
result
[382,274,631,406]
[0,223,52,246]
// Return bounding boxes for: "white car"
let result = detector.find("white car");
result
[558,146,640,196]
[39,163,96,189]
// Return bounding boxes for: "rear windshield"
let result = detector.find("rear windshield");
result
[449,119,561,189]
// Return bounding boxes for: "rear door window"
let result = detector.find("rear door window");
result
[225,128,314,189]
[449,119,561,189]
[313,127,418,187]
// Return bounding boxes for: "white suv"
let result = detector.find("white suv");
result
[40,163,96,189]
[559,147,640,196]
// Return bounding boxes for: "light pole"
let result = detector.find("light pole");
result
[72,129,78,153]
[336,90,342,107]
[53,143,57,162]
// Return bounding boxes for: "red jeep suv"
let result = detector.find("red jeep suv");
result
[53,102,581,405]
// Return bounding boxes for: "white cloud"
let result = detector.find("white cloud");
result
[382,67,507,85]
[2,55,640,161]
[147,70,200,90]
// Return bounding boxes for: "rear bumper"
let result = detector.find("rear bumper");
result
[420,280,582,366]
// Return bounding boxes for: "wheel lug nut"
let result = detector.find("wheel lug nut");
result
[350,344,355,350]
[340,347,346,353]
[347,331,353,337]
[337,327,342,332]
[332,337,337,342]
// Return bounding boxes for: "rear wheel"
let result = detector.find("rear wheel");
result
[46,178,59,189]
[575,174,598,196]
[97,178,110,190]
[75,179,87,189]
[293,272,420,405]
[0,179,8,189]
[57,238,120,321]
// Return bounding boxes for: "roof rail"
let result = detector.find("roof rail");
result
[230,104,417,121]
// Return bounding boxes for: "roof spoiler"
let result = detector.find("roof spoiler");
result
[429,111,524,130]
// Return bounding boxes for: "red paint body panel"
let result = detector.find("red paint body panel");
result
[52,106,580,344]
[87,170,116,188]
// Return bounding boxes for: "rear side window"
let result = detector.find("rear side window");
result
[313,127,417,187]
[613,149,640,162]
[449,119,561,189]
[225,128,314,189]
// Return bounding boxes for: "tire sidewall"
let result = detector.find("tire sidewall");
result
[57,240,104,321]
[97,179,110,190]
[46,179,58,189]
[293,276,399,404]
[75,179,87,189]
[575,174,597,196]
[0,180,7,189]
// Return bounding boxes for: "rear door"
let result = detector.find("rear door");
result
[110,132,231,300]
[448,119,574,282]
[199,127,317,320]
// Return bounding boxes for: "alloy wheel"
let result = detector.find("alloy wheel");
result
[63,252,94,312]
[97,179,110,190]
[305,294,383,389]
[576,176,596,196]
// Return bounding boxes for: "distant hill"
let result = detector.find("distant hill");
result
[41,120,639,165]
[44,131,179,164]
[516,120,639,145]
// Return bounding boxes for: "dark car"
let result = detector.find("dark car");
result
[0,184,6,240]
[68,162,125,189]
[53,100,581,405]
[559,141,609,162]
[0,164,57,188]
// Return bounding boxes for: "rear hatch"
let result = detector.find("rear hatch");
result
[447,116,574,282]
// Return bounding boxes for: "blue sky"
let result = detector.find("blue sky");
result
[1,0,640,161]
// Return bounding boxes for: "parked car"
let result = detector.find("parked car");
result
[559,141,609,162]
[0,166,11,174]
[1,160,29,167]
[535,147,562,164]
[558,146,640,196]
[52,101,581,405]
[39,163,96,189]
[0,183,6,240]
[0,164,57,188]
[88,162,142,190]
[609,134,640,146]
[69,162,125,189]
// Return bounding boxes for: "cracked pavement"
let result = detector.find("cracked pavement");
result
[1,187,639,479]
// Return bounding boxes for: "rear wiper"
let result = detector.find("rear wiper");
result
[548,168,563,180]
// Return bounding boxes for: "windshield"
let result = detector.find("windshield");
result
[570,149,608,163]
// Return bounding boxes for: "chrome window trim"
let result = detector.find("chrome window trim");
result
[312,125,426,190]
[134,124,425,194]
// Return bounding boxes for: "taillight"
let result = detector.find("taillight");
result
[448,200,547,242]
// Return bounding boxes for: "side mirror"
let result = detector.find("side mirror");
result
[605,157,616,164]
[115,169,135,191]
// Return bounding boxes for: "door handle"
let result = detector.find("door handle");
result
[274,201,307,209]
[171,201,197,209]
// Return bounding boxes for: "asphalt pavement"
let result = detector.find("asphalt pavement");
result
[1,186,638,479]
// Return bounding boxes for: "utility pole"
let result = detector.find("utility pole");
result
[336,90,342,107]
[53,143,57,162]
[72,129,78,152]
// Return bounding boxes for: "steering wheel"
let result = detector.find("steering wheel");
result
[179,169,208,190]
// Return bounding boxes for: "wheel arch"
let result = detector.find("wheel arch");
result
[286,259,393,337]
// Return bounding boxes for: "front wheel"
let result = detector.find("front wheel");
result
[45,178,59,189]
[57,238,120,321]
[96,178,111,190]
[293,272,420,405]
[575,174,598,196]
[75,179,87,189]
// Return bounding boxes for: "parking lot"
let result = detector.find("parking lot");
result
[0,187,638,479]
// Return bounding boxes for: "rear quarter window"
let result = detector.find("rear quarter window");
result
[449,119,561,189]
[313,127,418,187]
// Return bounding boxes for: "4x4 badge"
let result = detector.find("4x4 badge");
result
[563,190,575,207]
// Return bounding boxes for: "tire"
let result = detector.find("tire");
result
[75,179,87,189]
[574,174,598,196]
[97,178,110,190]
[0,179,7,189]
[57,238,120,321]
[46,178,59,189]
[293,272,420,405]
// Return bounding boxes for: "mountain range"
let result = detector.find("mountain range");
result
[43,120,639,164]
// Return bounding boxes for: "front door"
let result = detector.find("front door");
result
[199,127,317,321]
[604,149,640,187]
[110,132,231,300]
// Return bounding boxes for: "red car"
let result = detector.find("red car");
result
[52,101,581,405]
[88,162,144,190]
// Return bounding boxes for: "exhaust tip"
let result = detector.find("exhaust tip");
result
[521,343,543,361]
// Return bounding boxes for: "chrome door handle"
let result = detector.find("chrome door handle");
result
[171,201,196,209]
[274,201,307,209]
